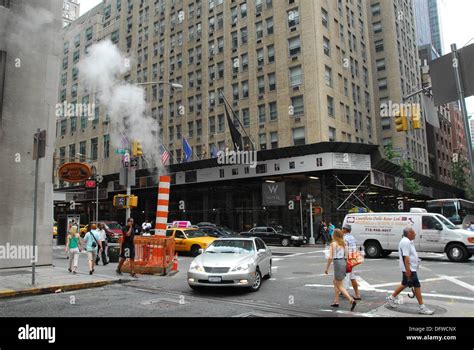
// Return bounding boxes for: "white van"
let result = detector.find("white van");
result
[343,212,474,262]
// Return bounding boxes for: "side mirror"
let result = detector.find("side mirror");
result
[435,224,443,231]
[198,248,204,254]
[258,249,266,254]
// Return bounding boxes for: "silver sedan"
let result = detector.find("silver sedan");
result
[187,237,272,292]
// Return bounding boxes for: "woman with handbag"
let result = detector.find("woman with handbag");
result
[65,225,81,274]
[83,223,102,275]
[324,229,357,311]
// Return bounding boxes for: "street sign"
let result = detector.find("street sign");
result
[115,149,127,155]
[96,175,103,183]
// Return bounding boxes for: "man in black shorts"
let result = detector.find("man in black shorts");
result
[116,218,137,278]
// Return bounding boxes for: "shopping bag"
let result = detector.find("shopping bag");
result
[347,249,364,269]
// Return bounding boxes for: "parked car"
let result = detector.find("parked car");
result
[196,223,239,238]
[187,237,272,292]
[343,211,474,262]
[166,228,217,256]
[240,226,307,247]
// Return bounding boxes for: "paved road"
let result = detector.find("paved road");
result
[1,246,473,317]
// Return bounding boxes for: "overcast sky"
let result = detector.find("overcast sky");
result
[79,0,474,114]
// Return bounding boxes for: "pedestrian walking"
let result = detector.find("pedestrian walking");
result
[328,221,335,239]
[95,222,108,266]
[116,218,137,278]
[315,221,329,244]
[83,223,102,275]
[65,225,81,274]
[386,227,434,315]
[324,229,357,311]
[342,224,361,300]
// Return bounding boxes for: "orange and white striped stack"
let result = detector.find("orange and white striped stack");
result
[155,175,171,236]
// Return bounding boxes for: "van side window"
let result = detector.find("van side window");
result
[422,216,438,230]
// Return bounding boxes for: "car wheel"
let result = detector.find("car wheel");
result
[249,268,262,292]
[263,261,272,280]
[190,245,201,257]
[281,238,290,247]
[364,241,383,259]
[446,243,469,262]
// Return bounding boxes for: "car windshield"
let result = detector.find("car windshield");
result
[185,230,209,238]
[218,226,235,235]
[106,223,122,230]
[435,215,457,229]
[206,240,255,254]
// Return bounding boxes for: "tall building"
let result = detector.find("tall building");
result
[63,0,80,27]
[369,0,429,176]
[413,0,432,47]
[0,0,62,268]
[427,0,443,55]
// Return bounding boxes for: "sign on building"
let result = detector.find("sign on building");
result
[262,182,286,206]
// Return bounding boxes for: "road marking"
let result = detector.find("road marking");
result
[304,284,474,302]
[272,250,326,259]
[439,275,474,292]
[371,276,464,288]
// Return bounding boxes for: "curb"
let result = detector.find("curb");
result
[0,278,126,300]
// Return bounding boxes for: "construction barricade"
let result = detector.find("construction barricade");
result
[121,235,175,276]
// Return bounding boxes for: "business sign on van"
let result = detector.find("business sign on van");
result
[347,214,415,235]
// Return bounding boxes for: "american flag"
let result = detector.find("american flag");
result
[160,144,170,165]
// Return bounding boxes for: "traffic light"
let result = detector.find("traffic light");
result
[131,140,143,157]
[394,107,408,132]
[128,195,138,208]
[113,195,128,208]
[411,104,422,130]
[313,206,323,215]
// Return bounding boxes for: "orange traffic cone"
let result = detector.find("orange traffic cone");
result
[172,253,178,271]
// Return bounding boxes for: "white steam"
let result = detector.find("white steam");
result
[78,40,164,174]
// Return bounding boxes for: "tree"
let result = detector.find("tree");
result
[383,142,400,161]
[451,158,474,200]
[400,159,422,194]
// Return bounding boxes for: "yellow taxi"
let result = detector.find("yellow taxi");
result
[166,228,216,256]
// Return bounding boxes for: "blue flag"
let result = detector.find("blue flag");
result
[182,137,192,162]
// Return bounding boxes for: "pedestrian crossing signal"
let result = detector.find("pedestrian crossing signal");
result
[411,104,422,130]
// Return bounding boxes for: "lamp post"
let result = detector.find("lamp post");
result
[307,194,316,245]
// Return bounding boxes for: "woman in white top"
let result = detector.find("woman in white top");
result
[325,229,356,311]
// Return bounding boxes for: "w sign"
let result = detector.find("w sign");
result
[262,183,286,206]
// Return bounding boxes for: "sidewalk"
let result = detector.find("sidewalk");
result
[0,265,126,300]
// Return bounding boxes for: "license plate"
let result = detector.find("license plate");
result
[208,276,222,283]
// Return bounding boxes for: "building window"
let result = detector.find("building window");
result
[378,78,388,91]
[259,133,267,150]
[373,21,382,34]
[266,17,274,35]
[85,27,93,41]
[267,45,275,63]
[293,127,305,146]
[269,101,278,120]
[289,65,303,87]
[371,3,381,16]
[103,134,110,158]
[324,66,333,87]
[270,132,278,149]
[258,105,266,124]
[79,141,86,161]
[268,73,276,91]
[291,95,304,117]
[328,127,336,142]
[323,37,331,56]
[0,51,6,124]
[90,138,98,161]
[321,8,329,28]
[327,96,334,117]
[288,8,300,27]
[376,58,386,71]
[288,36,301,56]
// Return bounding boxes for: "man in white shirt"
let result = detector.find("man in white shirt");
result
[386,227,434,315]
[343,224,361,300]
[95,222,108,266]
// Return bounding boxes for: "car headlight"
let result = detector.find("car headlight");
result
[190,262,204,272]
[291,236,300,240]
[231,263,250,272]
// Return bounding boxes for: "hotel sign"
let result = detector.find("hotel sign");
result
[262,182,286,206]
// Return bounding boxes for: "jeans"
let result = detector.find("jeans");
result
[68,248,80,269]
[96,240,108,265]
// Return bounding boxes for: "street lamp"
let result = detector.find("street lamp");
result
[77,153,100,224]
[135,81,183,90]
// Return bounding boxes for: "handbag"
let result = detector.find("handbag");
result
[347,247,364,269]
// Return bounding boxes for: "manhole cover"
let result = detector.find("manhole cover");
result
[384,303,447,315]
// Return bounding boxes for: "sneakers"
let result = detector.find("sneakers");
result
[419,305,434,315]
[386,296,398,308]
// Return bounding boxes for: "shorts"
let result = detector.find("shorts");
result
[402,271,421,288]
[87,251,97,261]
[120,245,135,259]
[346,265,357,280]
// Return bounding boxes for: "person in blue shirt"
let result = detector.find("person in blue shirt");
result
[83,223,102,275]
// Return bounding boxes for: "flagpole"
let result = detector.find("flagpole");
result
[219,90,256,152]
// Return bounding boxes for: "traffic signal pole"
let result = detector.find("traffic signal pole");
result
[126,159,131,221]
